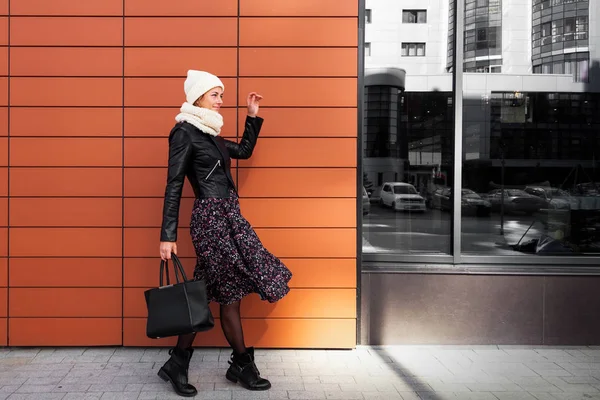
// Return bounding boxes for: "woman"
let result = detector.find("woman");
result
[158,70,292,397]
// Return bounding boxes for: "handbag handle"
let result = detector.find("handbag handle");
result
[159,253,189,287]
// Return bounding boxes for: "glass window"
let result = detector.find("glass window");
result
[363,0,600,267]
[402,10,427,23]
[366,9,372,24]
[401,43,426,57]
[462,87,600,256]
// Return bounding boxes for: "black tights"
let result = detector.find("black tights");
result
[176,300,246,355]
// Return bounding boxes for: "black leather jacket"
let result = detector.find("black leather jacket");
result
[160,116,264,242]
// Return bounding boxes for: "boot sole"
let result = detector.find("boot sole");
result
[226,370,272,391]
[158,368,198,397]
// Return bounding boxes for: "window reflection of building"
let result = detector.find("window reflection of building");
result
[363,68,453,195]
[464,90,600,193]
[490,92,600,162]
[532,0,590,82]
[448,0,503,73]
[363,68,406,188]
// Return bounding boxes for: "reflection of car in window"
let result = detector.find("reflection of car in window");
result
[487,189,547,215]
[524,186,575,210]
[378,182,426,212]
[431,187,491,216]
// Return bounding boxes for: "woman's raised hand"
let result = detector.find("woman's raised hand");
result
[247,92,263,117]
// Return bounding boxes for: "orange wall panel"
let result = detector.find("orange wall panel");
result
[10,198,122,227]
[10,258,122,287]
[10,138,122,167]
[125,48,237,77]
[10,228,122,257]
[240,48,357,77]
[10,318,122,346]
[0,137,6,165]
[0,229,5,256]
[238,78,357,107]
[10,108,122,137]
[255,228,356,258]
[0,0,6,15]
[0,198,6,226]
[237,108,357,138]
[280,258,357,288]
[124,197,194,228]
[125,18,237,47]
[239,198,356,228]
[0,17,6,45]
[240,0,358,16]
[0,318,5,346]
[125,78,237,107]
[124,228,195,257]
[124,168,195,197]
[11,48,123,77]
[0,78,7,106]
[237,168,356,198]
[11,17,122,46]
[10,288,122,317]
[124,108,236,137]
[125,0,237,16]
[240,18,357,47]
[124,257,197,287]
[0,168,6,196]
[11,0,123,15]
[0,258,6,286]
[0,288,5,316]
[124,138,167,167]
[0,108,6,136]
[124,318,355,348]
[239,138,356,167]
[10,168,122,196]
[11,78,122,107]
[0,47,7,76]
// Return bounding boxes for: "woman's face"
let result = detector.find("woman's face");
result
[195,87,223,112]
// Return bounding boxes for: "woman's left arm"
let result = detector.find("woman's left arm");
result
[224,92,263,160]
[224,115,264,159]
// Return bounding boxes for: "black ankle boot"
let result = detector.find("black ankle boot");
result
[158,347,198,397]
[225,347,271,391]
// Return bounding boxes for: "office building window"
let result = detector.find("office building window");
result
[401,43,426,57]
[365,42,371,57]
[532,52,590,82]
[366,9,372,23]
[402,10,427,24]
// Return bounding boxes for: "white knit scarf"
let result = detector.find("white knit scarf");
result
[174,102,223,136]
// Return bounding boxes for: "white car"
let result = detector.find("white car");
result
[379,182,427,212]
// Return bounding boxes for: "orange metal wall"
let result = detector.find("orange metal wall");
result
[1,0,358,348]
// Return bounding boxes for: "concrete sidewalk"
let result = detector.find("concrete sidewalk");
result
[0,346,600,400]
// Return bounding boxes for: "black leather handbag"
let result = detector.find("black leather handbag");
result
[145,254,214,339]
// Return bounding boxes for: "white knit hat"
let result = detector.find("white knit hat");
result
[184,70,224,104]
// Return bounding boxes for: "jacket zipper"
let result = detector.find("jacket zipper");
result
[204,160,221,181]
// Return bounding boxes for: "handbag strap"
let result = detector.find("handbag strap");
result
[159,259,171,287]
[171,254,189,282]
[159,254,189,286]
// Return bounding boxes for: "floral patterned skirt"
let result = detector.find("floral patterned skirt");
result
[190,188,292,305]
